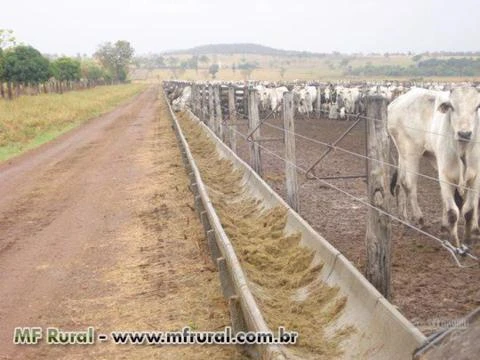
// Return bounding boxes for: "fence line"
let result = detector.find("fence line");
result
[227,114,480,196]
[229,126,477,268]
[259,122,480,195]
[179,81,480,146]
[167,81,480,272]
[319,108,480,146]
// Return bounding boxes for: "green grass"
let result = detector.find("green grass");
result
[0,84,147,162]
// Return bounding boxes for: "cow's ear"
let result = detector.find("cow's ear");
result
[438,101,453,113]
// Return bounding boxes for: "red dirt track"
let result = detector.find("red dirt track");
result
[0,87,237,359]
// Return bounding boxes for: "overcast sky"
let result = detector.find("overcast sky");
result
[1,0,478,56]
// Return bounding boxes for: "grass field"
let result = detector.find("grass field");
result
[0,84,147,162]
[132,53,480,82]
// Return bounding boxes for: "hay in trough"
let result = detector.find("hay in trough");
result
[178,112,355,359]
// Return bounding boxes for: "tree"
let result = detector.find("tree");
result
[94,40,134,82]
[152,54,165,68]
[279,66,286,78]
[0,48,4,98]
[81,60,104,86]
[185,55,199,72]
[238,62,257,80]
[208,63,219,79]
[0,29,16,98]
[51,57,81,93]
[340,58,350,67]
[3,45,51,98]
[199,55,209,66]
[166,56,179,67]
[52,57,81,82]
[0,48,4,76]
[133,54,164,69]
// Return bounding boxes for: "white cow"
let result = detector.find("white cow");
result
[266,86,288,117]
[296,86,317,116]
[337,87,362,119]
[172,86,192,112]
[388,87,480,248]
[254,85,269,111]
[324,87,331,103]
[329,103,339,119]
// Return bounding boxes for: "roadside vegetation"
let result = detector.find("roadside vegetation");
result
[0,28,143,162]
[0,83,146,161]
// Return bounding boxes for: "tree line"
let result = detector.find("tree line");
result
[0,30,134,100]
[348,57,480,77]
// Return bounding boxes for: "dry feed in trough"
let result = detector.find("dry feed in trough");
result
[178,112,355,359]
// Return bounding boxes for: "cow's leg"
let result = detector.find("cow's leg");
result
[438,176,461,248]
[472,197,480,236]
[396,181,408,221]
[462,176,480,247]
[390,135,410,221]
[463,191,475,246]
[400,153,424,226]
[394,161,408,221]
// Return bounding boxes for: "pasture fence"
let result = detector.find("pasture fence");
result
[164,80,480,298]
[227,126,476,268]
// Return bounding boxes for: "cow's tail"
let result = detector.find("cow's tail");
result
[390,169,398,196]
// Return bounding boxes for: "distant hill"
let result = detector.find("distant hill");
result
[163,43,325,57]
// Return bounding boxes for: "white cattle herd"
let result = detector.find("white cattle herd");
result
[168,80,471,120]
[167,80,480,252]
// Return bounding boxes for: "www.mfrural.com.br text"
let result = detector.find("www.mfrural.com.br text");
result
[13,326,298,346]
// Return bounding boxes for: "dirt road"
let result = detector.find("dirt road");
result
[0,86,238,359]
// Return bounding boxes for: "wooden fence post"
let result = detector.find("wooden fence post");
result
[214,85,223,139]
[200,85,206,123]
[191,83,198,116]
[316,85,322,118]
[208,84,215,130]
[243,85,249,118]
[365,95,392,300]
[228,87,237,153]
[283,92,299,212]
[248,89,263,177]
[196,85,202,118]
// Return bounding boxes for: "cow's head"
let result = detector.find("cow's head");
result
[438,87,480,142]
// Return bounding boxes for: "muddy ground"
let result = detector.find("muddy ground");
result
[232,112,480,334]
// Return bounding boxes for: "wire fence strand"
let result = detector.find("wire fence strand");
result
[228,126,478,267]
[184,85,480,267]
[258,121,480,195]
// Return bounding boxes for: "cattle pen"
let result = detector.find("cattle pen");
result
[165,80,480,358]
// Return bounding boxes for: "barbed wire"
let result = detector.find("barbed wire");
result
[227,126,478,267]
[211,108,480,198]
[340,112,480,146]
[199,92,480,145]
[212,108,480,195]
[257,121,480,195]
